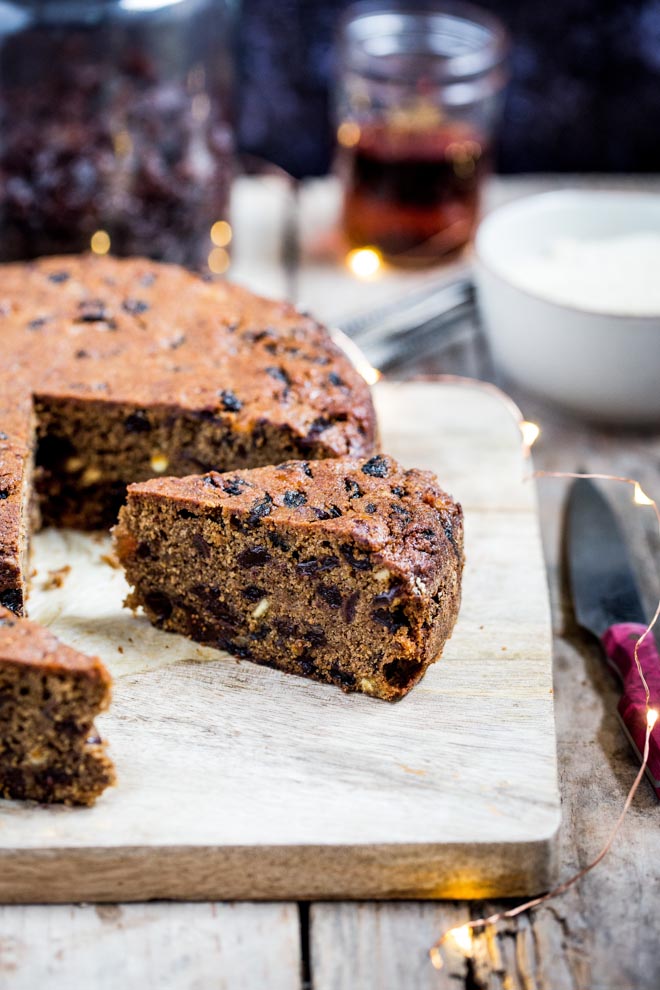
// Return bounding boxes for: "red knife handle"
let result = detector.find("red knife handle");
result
[601,622,660,798]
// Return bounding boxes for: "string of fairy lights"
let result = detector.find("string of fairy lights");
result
[428,415,660,972]
[430,710,658,969]
[322,353,660,969]
[331,321,660,967]
[308,241,660,970]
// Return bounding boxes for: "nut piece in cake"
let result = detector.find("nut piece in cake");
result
[113,455,464,701]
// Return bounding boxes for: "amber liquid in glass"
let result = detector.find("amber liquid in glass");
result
[340,120,487,264]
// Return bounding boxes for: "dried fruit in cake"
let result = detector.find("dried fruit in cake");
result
[0,253,375,613]
[113,455,464,701]
[0,607,114,805]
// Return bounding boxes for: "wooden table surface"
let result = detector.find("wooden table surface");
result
[2,176,659,990]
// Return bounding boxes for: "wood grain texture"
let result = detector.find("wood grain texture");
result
[3,175,658,989]
[0,381,558,903]
[0,902,301,990]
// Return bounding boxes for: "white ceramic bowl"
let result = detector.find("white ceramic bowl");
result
[474,190,660,424]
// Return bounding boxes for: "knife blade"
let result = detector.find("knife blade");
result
[566,477,660,798]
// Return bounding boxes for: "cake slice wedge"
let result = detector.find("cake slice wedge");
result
[114,455,464,701]
[0,607,115,804]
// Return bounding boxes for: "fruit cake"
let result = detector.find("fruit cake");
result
[113,455,464,701]
[0,607,114,805]
[0,253,376,615]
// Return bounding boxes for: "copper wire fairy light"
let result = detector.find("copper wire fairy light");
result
[430,709,658,969]
[429,412,660,971]
[316,350,658,966]
[312,360,658,966]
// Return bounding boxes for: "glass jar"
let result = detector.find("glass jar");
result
[336,0,509,265]
[0,0,235,268]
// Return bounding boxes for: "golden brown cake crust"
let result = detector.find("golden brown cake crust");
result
[126,454,462,590]
[0,253,377,612]
[0,606,111,679]
[0,253,375,440]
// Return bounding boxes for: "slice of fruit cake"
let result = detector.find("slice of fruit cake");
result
[0,607,114,805]
[113,455,464,701]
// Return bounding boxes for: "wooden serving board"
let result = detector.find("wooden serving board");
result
[0,380,560,903]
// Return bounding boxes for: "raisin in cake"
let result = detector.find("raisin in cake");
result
[0,607,114,805]
[0,253,376,615]
[114,455,463,701]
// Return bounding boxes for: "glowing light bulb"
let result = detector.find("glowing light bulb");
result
[90,230,111,255]
[113,130,132,157]
[337,121,361,148]
[634,483,653,506]
[346,247,382,280]
[208,247,230,275]
[447,924,473,954]
[210,220,232,247]
[647,708,658,729]
[430,923,475,969]
[520,420,540,450]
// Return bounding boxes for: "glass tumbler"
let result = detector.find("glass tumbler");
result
[336,0,509,265]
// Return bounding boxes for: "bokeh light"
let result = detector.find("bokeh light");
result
[210,220,232,248]
[346,246,382,280]
[90,230,111,255]
[208,247,230,274]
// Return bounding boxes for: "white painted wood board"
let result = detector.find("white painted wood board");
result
[0,380,559,902]
[0,902,302,990]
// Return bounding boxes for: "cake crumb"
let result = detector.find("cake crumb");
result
[399,764,427,777]
[42,565,71,591]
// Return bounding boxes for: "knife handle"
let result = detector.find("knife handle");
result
[602,622,660,796]
[601,623,660,699]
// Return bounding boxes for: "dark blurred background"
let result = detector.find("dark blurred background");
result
[236,0,660,178]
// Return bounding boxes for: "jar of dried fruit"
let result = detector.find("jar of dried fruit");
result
[0,0,236,269]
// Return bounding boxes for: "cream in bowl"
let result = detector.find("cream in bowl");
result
[474,190,660,423]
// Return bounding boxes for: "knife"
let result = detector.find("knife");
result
[566,477,660,797]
